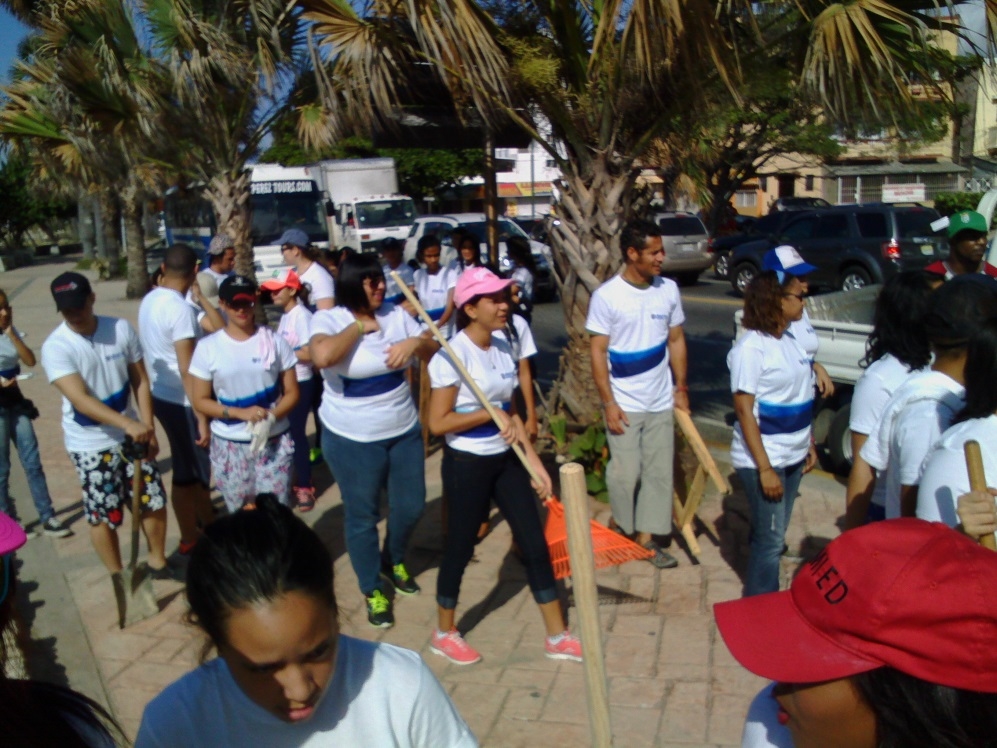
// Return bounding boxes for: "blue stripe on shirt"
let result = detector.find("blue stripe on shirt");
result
[341,371,407,398]
[609,342,667,378]
[757,399,813,435]
[0,365,20,380]
[218,384,280,424]
[426,307,446,321]
[455,402,511,438]
[73,384,129,427]
[385,293,404,305]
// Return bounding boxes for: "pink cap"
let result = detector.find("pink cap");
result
[0,512,27,555]
[260,268,302,292]
[454,266,512,308]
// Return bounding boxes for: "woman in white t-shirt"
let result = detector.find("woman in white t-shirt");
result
[728,271,817,597]
[190,275,300,511]
[261,268,317,512]
[413,234,456,339]
[309,253,439,630]
[426,267,581,666]
[136,495,478,748]
[505,236,536,323]
[845,272,932,529]
[277,228,335,312]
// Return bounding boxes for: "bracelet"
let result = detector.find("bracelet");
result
[601,400,617,409]
[222,406,230,420]
[674,385,688,392]
[355,319,364,337]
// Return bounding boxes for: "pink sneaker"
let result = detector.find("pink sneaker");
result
[430,629,482,665]
[294,486,316,512]
[545,631,583,661]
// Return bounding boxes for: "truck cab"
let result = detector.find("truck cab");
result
[333,194,417,252]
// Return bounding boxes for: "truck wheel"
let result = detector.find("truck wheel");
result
[839,266,872,292]
[825,404,853,475]
[731,262,757,296]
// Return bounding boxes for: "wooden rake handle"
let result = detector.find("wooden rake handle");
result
[964,440,997,551]
[389,271,544,488]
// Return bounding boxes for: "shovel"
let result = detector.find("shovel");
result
[111,438,159,628]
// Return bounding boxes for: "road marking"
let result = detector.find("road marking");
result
[680,295,743,308]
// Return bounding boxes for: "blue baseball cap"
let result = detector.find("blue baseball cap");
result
[762,245,817,276]
[277,228,310,249]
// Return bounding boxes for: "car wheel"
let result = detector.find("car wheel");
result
[825,404,853,475]
[732,262,757,296]
[839,266,872,292]
[714,252,730,280]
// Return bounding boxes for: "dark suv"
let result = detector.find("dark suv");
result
[728,204,947,294]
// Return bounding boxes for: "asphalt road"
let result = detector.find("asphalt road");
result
[529,275,741,426]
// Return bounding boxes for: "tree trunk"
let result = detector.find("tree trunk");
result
[96,189,122,269]
[121,181,149,298]
[206,171,254,280]
[548,158,638,421]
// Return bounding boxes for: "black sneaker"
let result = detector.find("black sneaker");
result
[366,589,394,628]
[42,517,72,538]
[380,562,421,596]
[146,561,182,581]
[642,540,679,569]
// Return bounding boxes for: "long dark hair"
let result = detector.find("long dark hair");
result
[185,494,336,656]
[855,667,997,748]
[955,316,997,423]
[742,271,785,337]
[335,252,385,313]
[457,235,483,269]
[506,236,536,274]
[862,271,932,369]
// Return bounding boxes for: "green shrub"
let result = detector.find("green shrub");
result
[933,192,985,218]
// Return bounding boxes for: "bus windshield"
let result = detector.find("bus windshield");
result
[251,190,327,245]
[355,198,417,229]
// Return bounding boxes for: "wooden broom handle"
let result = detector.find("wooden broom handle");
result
[389,272,543,487]
[674,408,731,494]
[964,440,997,550]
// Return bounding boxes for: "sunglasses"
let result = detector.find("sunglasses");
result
[227,301,256,310]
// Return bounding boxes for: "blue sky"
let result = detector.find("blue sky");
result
[1,10,30,83]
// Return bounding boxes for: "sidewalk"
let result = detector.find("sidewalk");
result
[5,259,848,746]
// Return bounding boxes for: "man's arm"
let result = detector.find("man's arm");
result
[51,373,153,443]
[175,338,210,447]
[667,324,689,413]
[590,333,627,434]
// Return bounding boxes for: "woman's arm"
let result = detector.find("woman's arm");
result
[517,357,538,442]
[271,369,299,421]
[294,344,311,365]
[190,376,269,423]
[438,289,456,327]
[844,432,876,529]
[310,316,375,369]
[733,391,783,500]
[7,327,35,367]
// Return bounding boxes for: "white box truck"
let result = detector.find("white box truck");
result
[250,164,329,273]
[306,158,417,252]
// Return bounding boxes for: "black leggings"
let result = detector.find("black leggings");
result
[437,446,558,610]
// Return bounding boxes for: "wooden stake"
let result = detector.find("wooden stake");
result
[964,440,997,551]
[560,462,613,747]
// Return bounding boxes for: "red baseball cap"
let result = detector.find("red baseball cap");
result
[260,268,302,292]
[714,519,997,693]
[454,267,512,308]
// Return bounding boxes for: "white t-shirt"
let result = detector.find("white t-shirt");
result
[728,330,813,470]
[0,327,26,382]
[41,316,143,453]
[383,263,415,305]
[299,261,335,311]
[139,287,200,405]
[135,635,478,748]
[189,328,296,442]
[585,274,685,413]
[786,308,818,360]
[510,266,534,303]
[414,266,456,339]
[428,330,518,456]
[741,684,793,748]
[849,354,921,509]
[859,369,965,518]
[496,314,537,362]
[918,415,997,544]
[276,304,314,382]
[312,304,422,443]
[186,266,231,308]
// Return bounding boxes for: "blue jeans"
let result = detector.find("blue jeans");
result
[738,460,805,597]
[0,405,55,523]
[321,423,426,596]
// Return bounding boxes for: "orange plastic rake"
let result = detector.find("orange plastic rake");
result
[544,497,653,580]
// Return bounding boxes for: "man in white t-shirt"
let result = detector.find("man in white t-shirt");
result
[139,244,215,555]
[586,219,689,569]
[41,272,173,579]
[188,233,236,317]
[860,275,997,518]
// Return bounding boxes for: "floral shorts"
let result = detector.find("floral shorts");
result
[69,447,167,528]
[210,431,294,513]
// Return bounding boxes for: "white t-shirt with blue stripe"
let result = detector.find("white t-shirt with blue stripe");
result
[189,328,296,442]
[383,263,415,306]
[585,274,685,413]
[428,331,518,456]
[414,266,456,339]
[41,316,143,453]
[728,329,813,470]
[312,304,422,443]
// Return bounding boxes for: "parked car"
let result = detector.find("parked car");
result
[769,196,833,213]
[709,211,801,280]
[651,211,713,286]
[404,213,554,299]
[728,204,947,295]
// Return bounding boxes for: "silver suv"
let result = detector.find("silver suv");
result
[651,212,713,286]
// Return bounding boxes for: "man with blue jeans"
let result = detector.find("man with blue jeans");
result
[587,219,689,569]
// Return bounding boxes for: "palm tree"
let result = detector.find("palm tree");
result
[301,0,996,418]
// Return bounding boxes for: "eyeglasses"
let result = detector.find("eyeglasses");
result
[783,292,806,301]
[364,277,387,287]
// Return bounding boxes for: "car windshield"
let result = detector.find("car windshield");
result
[356,198,417,229]
[659,217,707,236]
[460,219,530,243]
[895,210,940,239]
